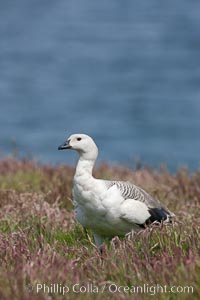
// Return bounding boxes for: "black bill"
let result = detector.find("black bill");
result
[58,139,71,150]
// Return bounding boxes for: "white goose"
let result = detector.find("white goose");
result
[58,134,175,247]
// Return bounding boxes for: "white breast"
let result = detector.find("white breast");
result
[73,179,139,236]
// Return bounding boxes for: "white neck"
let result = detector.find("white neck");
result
[73,142,98,183]
[74,156,96,180]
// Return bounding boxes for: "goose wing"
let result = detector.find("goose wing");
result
[105,180,174,226]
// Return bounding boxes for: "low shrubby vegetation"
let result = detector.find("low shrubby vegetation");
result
[0,157,199,300]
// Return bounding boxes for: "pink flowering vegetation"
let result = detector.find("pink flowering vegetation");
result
[0,158,199,300]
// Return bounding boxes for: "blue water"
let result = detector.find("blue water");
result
[1,0,200,171]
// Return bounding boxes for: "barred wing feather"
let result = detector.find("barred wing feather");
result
[105,181,174,226]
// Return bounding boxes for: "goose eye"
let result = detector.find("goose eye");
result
[77,137,82,141]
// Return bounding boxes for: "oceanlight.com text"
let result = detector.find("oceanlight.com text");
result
[26,282,194,296]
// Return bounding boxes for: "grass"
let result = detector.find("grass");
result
[0,157,199,300]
